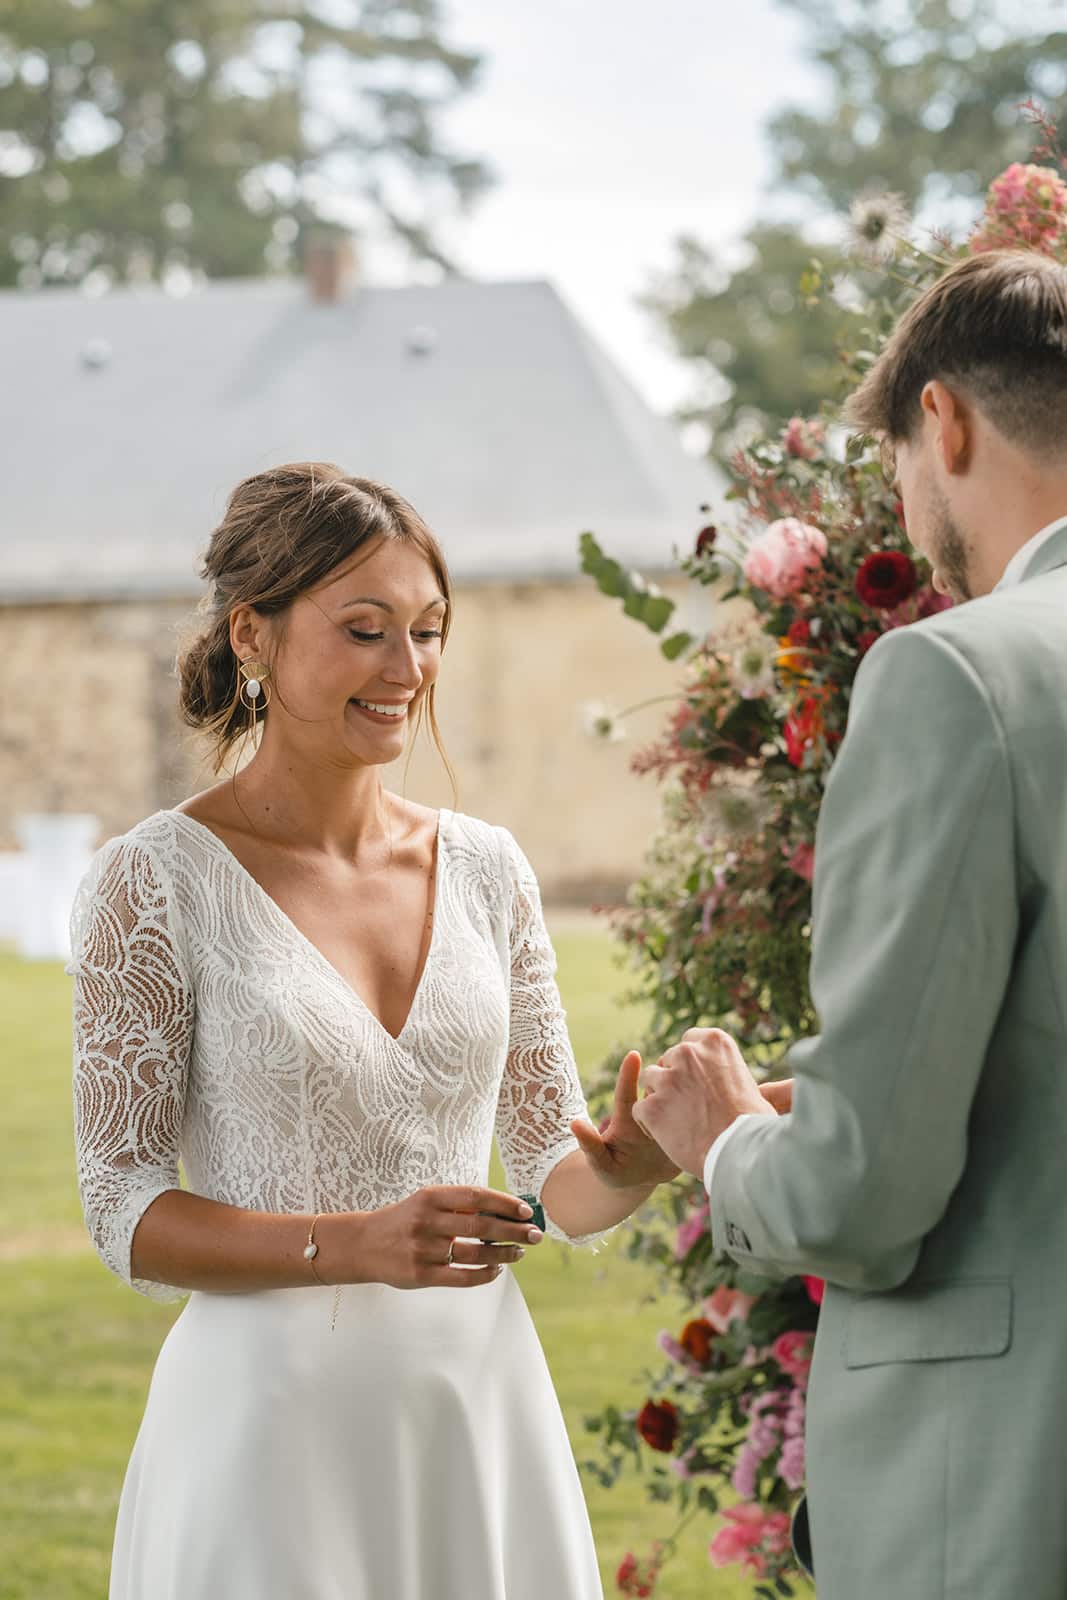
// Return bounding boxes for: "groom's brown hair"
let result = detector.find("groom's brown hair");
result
[845,249,1067,456]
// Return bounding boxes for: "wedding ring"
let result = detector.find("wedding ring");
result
[446,1239,455,1266]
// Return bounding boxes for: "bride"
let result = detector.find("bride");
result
[69,462,679,1600]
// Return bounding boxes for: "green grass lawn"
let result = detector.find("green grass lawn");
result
[0,932,758,1600]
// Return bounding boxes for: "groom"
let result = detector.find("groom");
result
[632,249,1067,1599]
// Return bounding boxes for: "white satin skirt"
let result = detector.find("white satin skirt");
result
[109,1269,604,1599]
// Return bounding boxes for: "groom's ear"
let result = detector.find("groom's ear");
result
[921,380,972,476]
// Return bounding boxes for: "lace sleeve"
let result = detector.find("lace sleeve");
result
[493,828,610,1249]
[68,834,194,1301]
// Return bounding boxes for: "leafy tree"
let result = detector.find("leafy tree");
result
[652,0,1067,456]
[643,225,853,454]
[0,0,489,288]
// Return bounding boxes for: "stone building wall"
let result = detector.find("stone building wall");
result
[0,575,697,900]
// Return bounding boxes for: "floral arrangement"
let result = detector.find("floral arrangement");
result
[579,107,1067,1598]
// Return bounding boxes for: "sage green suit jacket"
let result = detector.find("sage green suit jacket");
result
[708,523,1067,1598]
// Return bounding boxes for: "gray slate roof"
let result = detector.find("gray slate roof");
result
[0,275,724,602]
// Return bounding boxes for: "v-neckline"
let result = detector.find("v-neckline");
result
[168,806,449,1047]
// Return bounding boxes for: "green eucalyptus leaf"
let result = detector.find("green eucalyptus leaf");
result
[661,629,695,661]
[579,531,676,634]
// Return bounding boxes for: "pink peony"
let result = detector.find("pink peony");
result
[702,1283,757,1333]
[743,518,828,601]
[772,1329,815,1382]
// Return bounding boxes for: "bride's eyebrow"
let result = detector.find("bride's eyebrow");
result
[338,596,447,613]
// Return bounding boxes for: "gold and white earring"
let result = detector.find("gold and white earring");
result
[238,659,272,716]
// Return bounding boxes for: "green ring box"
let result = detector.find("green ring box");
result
[480,1193,544,1244]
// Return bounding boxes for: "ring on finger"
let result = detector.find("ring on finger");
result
[446,1238,455,1267]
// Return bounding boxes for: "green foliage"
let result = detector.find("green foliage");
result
[649,0,1067,456]
[642,226,854,459]
[582,120,1067,1592]
[0,0,490,288]
[579,531,694,660]
[770,0,1067,213]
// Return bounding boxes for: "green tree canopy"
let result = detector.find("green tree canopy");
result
[652,0,1067,457]
[0,0,489,288]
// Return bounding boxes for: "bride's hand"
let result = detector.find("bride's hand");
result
[570,1050,681,1190]
[759,1079,793,1113]
[337,1186,542,1290]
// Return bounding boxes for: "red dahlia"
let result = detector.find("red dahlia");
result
[636,1398,680,1452]
[855,550,918,609]
[787,618,812,646]
[679,1317,715,1366]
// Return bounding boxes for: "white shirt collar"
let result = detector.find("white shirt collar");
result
[994,515,1067,592]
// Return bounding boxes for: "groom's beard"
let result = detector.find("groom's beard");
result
[927,487,974,602]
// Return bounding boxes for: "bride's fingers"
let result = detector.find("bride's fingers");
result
[432,1262,507,1289]
[441,1210,541,1244]
[570,1117,615,1175]
[447,1238,525,1268]
[759,1079,793,1113]
[614,1050,643,1116]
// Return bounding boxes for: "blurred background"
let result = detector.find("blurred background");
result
[2,0,1065,937]
[2,3,1065,1594]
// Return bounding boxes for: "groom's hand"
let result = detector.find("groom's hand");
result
[632,1029,775,1179]
[570,1050,681,1190]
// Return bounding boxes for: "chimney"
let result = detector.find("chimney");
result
[303,231,357,305]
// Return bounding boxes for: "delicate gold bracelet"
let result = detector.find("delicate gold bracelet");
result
[303,1212,328,1286]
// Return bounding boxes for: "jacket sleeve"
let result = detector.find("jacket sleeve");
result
[708,626,1017,1291]
[69,835,195,1300]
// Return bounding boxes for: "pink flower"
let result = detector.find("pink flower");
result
[783,1387,806,1438]
[657,1329,694,1368]
[772,1329,815,1382]
[730,1441,761,1498]
[743,518,828,601]
[915,585,953,618]
[702,1283,757,1333]
[780,1432,806,1490]
[970,162,1067,256]
[781,416,826,460]
[709,1503,793,1575]
[763,1511,792,1555]
[709,1502,765,1567]
[674,1196,710,1260]
[803,1274,825,1305]
[786,841,815,883]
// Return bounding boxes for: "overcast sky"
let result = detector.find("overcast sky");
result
[436,1,821,415]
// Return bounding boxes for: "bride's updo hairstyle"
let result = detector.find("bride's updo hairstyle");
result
[178,461,454,775]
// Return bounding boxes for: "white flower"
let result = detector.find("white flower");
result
[701,780,769,839]
[580,700,626,743]
[848,192,910,264]
[729,626,777,700]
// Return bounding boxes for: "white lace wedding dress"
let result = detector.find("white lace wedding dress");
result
[70,807,607,1600]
